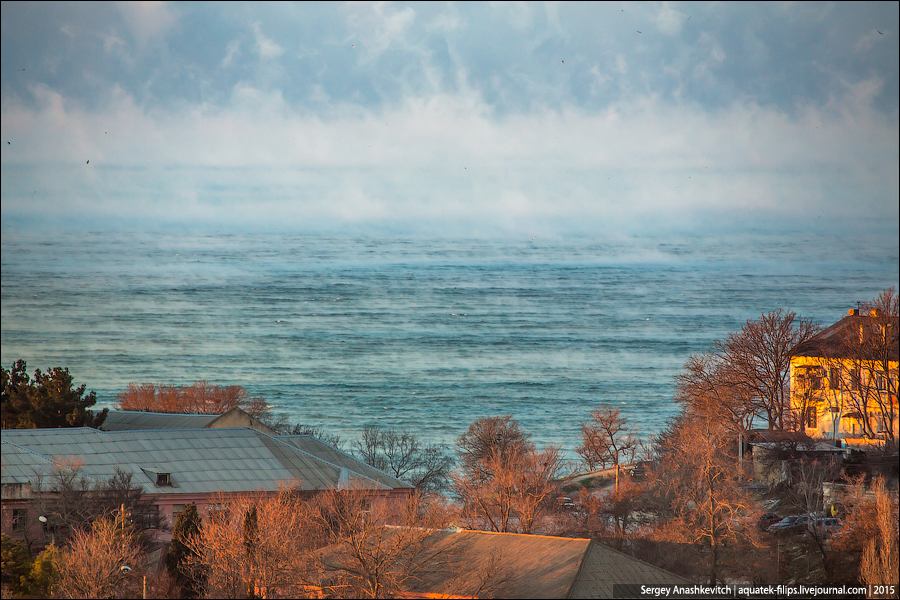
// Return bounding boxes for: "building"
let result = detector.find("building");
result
[98,406,279,435]
[790,308,898,447]
[308,528,692,599]
[1,425,413,546]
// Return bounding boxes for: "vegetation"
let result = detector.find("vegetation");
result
[576,406,639,471]
[4,288,896,596]
[115,381,269,419]
[166,502,204,599]
[352,425,454,494]
[452,416,566,534]
[1,360,107,429]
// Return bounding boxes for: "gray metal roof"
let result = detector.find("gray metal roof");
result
[100,411,220,431]
[1,428,410,495]
[277,435,412,490]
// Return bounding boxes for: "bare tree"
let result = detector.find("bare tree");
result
[576,406,638,471]
[301,489,452,599]
[650,413,760,586]
[353,425,454,493]
[115,381,270,420]
[33,461,156,547]
[455,416,532,482]
[860,477,899,590]
[184,490,315,599]
[452,444,565,534]
[717,309,820,431]
[52,512,142,599]
[675,353,757,434]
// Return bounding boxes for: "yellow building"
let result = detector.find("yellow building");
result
[790,308,898,448]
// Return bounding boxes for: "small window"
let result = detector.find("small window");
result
[12,509,27,532]
[875,374,887,391]
[850,368,861,391]
[156,472,171,486]
[829,367,841,388]
[805,407,817,428]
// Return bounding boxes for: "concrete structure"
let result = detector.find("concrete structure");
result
[790,308,898,447]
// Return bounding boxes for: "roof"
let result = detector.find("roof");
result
[100,411,220,431]
[402,529,690,599]
[1,427,412,496]
[793,313,899,361]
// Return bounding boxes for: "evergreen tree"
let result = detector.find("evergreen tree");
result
[1,533,33,598]
[166,502,204,598]
[1,359,107,429]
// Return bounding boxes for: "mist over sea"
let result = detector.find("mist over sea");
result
[2,231,897,459]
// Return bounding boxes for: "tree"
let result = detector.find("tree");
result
[166,502,205,599]
[1,360,107,429]
[716,310,820,430]
[576,406,639,471]
[53,513,142,599]
[1,534,33,599]
[860,477,899,589]
[267,420,345,450]
[649,413,760,586]
[115,380,270,419]
[675,353,757,434]
[353,426,454,493]
[455,415,532,481]
[452,443,565,534]
[302,489,452,599]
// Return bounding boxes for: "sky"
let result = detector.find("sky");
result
[1,2,898,239]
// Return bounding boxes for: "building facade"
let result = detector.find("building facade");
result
[790,308,898,447]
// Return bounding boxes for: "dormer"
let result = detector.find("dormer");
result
[142,467,174,487]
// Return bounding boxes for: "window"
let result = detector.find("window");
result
[850,368,860,391]
[875,373,887,391]
[805,407,818,428]
[12,509,27,533]
[829,367,841,388]
[156,472,171,486]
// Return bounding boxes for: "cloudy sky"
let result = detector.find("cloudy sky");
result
[1,2,897,238]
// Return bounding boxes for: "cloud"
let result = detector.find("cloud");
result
[251,22,285,59]
[114,1,177,48]
[1,2,897,239]
[2,70,896,237]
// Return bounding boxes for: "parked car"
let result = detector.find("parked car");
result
[629,461,654,479]
[768,515,809,534]
[757,512,782,531]
[810,517,842,538]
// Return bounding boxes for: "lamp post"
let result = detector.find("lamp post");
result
[38,515,52,545]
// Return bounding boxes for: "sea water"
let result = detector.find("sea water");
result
[2,231,897,460]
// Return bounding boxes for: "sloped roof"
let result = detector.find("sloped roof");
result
[569,539,694,598]
[1,427,411,495]
[793,313,899,360]
[402,529,690,599]
[100,411,219,431]
[277,435,412,490]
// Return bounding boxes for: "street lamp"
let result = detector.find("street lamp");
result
[38,515,53,544]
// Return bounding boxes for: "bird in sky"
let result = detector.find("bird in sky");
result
[877,30,883,35]
[86,160,89,164]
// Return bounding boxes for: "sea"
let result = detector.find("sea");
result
[2,231,897,461]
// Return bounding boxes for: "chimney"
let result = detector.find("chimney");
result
[849,309,859,316]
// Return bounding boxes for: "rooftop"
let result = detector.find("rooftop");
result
[1,427,412,496]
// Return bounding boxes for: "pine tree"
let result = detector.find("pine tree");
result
[166,502,204,598]
[1,359,107,429]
